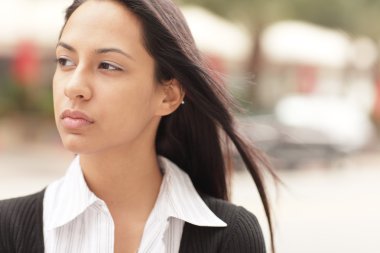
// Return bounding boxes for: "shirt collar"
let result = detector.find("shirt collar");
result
[155,156,226,227]
[44,155,99,230]
[45,155,226,230]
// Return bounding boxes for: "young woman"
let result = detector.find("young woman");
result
[0,0,276,252]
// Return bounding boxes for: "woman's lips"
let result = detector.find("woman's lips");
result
[60,110,95,129]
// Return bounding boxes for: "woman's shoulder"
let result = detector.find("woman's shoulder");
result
[0,189,45,214]
[0,189,45,252]
[202,195,263,229]
[0,189,45,228]
[202,195,253,217]
[180,195,266,253]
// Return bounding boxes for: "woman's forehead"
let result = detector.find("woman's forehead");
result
[61,0,144,51]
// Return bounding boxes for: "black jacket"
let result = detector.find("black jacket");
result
[0,189,265,253]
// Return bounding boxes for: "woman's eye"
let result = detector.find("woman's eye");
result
[99,62,122,71]
[56,57,74,67]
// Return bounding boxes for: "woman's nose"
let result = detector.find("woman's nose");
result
[64,68,92,101]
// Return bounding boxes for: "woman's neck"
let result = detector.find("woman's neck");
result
[79,146,163,217]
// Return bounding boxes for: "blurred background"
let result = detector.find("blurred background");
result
[1,0,379,252]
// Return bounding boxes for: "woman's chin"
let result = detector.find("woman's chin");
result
[60,135,94,154]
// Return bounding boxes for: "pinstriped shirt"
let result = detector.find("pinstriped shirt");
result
[43,156,227,253]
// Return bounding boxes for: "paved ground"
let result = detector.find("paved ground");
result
[1,142,379,253]
[232,152,380,253]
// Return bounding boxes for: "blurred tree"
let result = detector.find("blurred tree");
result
[179,0,380,38]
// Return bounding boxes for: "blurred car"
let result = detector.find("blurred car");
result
[235,95,377,169]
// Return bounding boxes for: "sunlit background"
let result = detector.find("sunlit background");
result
[1,0,379,252]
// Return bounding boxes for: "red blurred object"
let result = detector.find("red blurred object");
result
[204,54,227,85]
[373,79,380,123]
[11,41,41,86]
[297,65,316,94]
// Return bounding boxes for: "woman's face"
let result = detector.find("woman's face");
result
[53,0,167,154]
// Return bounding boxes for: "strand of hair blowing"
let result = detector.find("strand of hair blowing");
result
[138,2,278,251]
[65,0,277,251]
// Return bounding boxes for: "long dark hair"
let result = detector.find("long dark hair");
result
[63,0,277,251]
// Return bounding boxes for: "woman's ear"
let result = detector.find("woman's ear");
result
[156,79,185,116]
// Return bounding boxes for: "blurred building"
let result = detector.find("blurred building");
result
[257,21,378,111]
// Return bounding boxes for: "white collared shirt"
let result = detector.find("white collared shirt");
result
[43,156,226,253]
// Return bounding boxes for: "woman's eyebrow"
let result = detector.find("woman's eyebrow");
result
[56,41,76,52]
[56,41,135,61]
[95,48,135,61]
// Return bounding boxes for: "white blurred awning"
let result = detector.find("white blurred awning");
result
[0,0,72,53]
[182,6,253,62]
[261,21,351,69]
